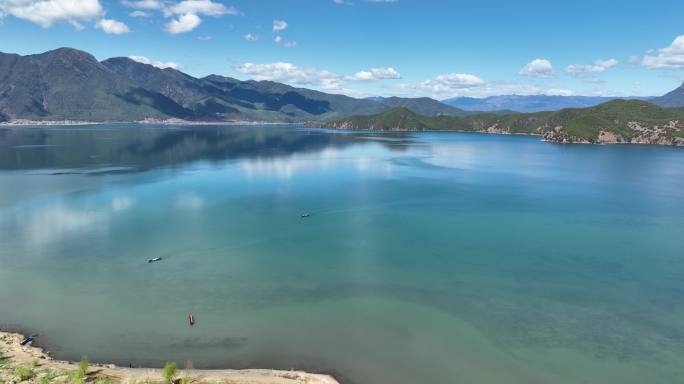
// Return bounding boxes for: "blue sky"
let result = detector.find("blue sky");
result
[1,0,684,99]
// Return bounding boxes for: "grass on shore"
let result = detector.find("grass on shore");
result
[0,354,245,384]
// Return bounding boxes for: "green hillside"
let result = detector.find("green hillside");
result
[326,100,684,145]
[0,48,169,121]
[0,48,389,122]
[378,97,468,116]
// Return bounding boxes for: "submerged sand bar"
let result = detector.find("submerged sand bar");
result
[0,331,339,384]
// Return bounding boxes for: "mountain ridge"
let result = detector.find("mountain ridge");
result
[0,47,467,122]
[651,81,684,108]
[1,47,684,124]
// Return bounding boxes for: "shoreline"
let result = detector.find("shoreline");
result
[319,126,684,147]
[0,331,339,384]
[0,119,299,126]
[2,119,682,147]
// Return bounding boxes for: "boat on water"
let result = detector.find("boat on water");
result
[188,313,195,326]
[148,257,162,263]
[301,213,311,218]
[20,334,36,346]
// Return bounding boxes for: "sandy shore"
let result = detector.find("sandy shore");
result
[0,331,339,384]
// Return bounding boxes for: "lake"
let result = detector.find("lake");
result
[1,125,684,384]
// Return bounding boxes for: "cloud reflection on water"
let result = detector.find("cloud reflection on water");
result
[240,145,395,179]
[0,195,136,253]
[0,125,411,174]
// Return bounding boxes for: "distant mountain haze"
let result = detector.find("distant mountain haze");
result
[442,95,656,113]
[651,82,684,108]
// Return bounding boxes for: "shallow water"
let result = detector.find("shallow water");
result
[1,125,684,384]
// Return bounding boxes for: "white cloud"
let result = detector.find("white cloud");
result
[273,19,287,32]
[234,62,340,87]
[243,33,259,41]
[0,0,235,33]
[164,12,200,34]
[129,10,150,17]
[235,62,399,87]
[96,18,130,34]
[641,35,684,69]
[129,55,182,69]
[0,0,103,28]
[418,73,485,95]
[122,0,162,10]
[234,61,584,99]
[122,0,237,34]
[348,67,401,81]
[233,62,403,97]
[565,58,617,74]
[274,35,297,47]
[519,58,554,77]
[169,0,236,16]
[391,76,581,99]
[546,88,575,96]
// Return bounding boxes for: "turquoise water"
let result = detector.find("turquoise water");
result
[1,125,684,384]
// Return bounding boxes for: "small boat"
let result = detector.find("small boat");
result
[300,213,311,218]
[20,334,36,346]
[148,257,162,263]
[188,313,195,326]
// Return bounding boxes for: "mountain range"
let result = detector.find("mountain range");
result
[0,48,390,122]
[441,95,656,113]
[1,47,684,123]
[651,83,684,108]
[0,47,470,122]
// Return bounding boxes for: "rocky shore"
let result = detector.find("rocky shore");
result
[541,122,684,146]
[322,120,684,146]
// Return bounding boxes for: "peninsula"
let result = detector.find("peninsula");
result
[323,100,684,146]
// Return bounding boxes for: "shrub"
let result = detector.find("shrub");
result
[0,351,8,368]
[162,361,178,383]
[78,355,89,376]
[69,355,89,384]
[13,365,34,381]
[70,369,85,384]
